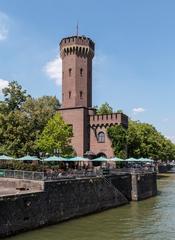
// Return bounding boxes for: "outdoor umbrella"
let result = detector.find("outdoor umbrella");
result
[110,157,125,162]
[126,157,140,162]
[92,156,107,161]
[18,155,40,161]
[139,158,154,163]
[68,156,90,161]
[43,155,66,162]
[0,155,14,160]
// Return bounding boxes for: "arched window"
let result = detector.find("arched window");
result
[97,132,105,143]
[69,68,72,77]
[69,91,71,99]
[80,91,83,99]
[80,68,83,76]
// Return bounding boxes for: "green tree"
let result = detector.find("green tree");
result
[108,125,127,159]
[36,113,73,156]
[116,109,123,113]
[127,121,164,159]
[0,81,60,157]
[21,96,60,131]
[97,102,113,115]
[127,120,175,160]
[0,81,30,113]
[108,120,175,161]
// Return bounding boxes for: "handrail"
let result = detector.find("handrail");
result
[103,176,128,202]
[0,169,44,180]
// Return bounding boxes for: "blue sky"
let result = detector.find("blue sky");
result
[0,0,175,142]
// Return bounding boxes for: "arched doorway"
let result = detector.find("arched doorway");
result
[93,152,107,166]
[96,152,107,158]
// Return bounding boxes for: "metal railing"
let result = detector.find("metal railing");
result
[0,167,156,182]
[103,176,128,202]
[0,169,103,181]
[44,169,103,180]
[0,169,44,180]
[110,167,156,174]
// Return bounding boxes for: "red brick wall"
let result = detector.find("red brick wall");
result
[60,36,94,109]
[89,113,128,157]
[58,107,89,156]
[90,126,114,157]
[90,113,128,128]
[58,35,128,158]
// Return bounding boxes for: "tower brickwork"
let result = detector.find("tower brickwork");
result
[58,34,128,157]
[60,36,94,108]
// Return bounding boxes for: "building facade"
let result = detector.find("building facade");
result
[58,35,128,158]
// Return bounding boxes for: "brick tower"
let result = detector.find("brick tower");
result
[58,35,95,156]
[58,34,128,157]
[60,36,94,108]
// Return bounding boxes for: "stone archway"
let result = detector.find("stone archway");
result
[92,152,107,167]
[96,152,107,158]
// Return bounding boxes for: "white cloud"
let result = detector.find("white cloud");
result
[44,55,62,85]
[0,12,9,41]
[132,107,146,114]
[43,52,107,86]
[0,79,9,94]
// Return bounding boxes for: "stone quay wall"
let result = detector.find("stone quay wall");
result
[107,173,132,200]
[0,172,157,237]
[131,172,157,201]
[0,175,129,238]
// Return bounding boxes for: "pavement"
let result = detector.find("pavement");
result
[0,187,42,197]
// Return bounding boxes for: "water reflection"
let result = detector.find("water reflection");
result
[7,171,175,240]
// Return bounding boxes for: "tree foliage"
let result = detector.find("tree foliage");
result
[96,102,124,115]
[108,120,175,161]
[0,81,60,157]
[0,81,30,113]
[127,120,175,160]
[96,102,113,115]
[108,125,127,159]
[36,113,73,156]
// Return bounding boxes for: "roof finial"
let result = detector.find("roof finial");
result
[76,21,79,36]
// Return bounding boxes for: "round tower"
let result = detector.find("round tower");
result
[60,35,95,108]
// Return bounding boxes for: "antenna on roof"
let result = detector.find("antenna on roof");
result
[76,21,79,36]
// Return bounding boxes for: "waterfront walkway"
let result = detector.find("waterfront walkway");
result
[0,186,41,197]
[0,167,156,181]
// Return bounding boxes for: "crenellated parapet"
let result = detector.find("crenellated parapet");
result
[90,113,128,129]
[60,35,95,59]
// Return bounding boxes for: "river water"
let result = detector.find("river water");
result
[6,169,175,240]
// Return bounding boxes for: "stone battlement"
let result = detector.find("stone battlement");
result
[90,113,128,128]
[60,35,95,49]
[60,35,94,58]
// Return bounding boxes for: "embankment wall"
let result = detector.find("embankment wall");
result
[0,175,128,238]
[131,172,157,201]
